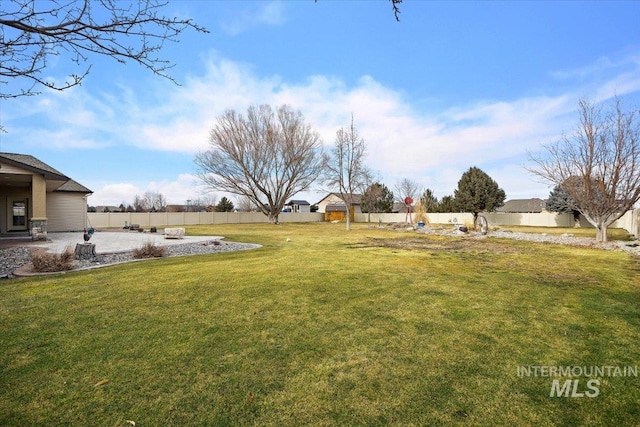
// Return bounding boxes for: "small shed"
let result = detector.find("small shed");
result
[324,204,355,222]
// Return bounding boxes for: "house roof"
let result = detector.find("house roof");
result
[325,204,349,212]
[287,199,310,205]
[56,179,93,194]
[0,152,92,194]
[393,202,410,213]
[316,192,363,205]
[496,198,546,213]
[0,152,68,180]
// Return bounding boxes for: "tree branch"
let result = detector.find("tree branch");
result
[1,0,208,98]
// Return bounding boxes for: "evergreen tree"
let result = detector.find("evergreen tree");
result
[453,166,506,220]
[216,197,235,212]
[419,188,439,212]
[361,183,394,213]
[546,185,580,221]
[437,195,456,213]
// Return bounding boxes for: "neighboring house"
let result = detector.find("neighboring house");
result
[316,193,363,221]
[0,153,92,234]
[392,201,416,214]
[284,199,311,213]
[166,204,187,213]
[95,205,123,213]
[316,193,363,214]
[495,198,546,213]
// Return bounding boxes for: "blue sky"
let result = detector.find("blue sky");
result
[1,0,639,207]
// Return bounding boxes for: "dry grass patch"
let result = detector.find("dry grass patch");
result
[30,246,74,272]
[350,235,521,255]
[132,241,166,258]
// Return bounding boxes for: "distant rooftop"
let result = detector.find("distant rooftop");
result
[496,198,546,213]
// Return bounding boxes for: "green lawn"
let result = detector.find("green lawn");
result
[1,223,639,426]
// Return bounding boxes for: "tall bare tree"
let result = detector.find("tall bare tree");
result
[144,191,167,212]
[132,191,167,212]
[395,178,421,203]
[395,178,421,222]
[529,98,640,242]
[235,195,256,212]
[0,0,207,98]
[324,116,371,230]
[190,194,218,212]
[195,104,325,224]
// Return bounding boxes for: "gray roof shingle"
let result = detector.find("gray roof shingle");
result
[55,179,93,194]
[1,152,92,193]
[0,152,68,179]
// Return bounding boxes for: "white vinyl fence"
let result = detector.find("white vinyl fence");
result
[88,209,640,237]
[355,209,640,237]
[87,212,324,228]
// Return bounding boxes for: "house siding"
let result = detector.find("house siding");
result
[295,204,311,213]
[317,193,363,214]
[0,163,33,175]
[317,194,344,213]
[47,192,88,232]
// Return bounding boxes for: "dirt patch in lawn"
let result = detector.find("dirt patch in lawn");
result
[349,236,521,254]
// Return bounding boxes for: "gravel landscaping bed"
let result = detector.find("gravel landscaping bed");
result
[376,223,640,256]
[1,240,261,278]
[415,225,640,256]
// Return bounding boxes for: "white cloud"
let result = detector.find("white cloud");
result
[550,51,640,81]
[88,183,143,207]
[7,85,118,150]
[143,174,208,205]
[219,1,286,36]
[10,47,640,203]
[87,174,218,206]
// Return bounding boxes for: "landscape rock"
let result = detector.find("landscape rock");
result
[2,240,261,278]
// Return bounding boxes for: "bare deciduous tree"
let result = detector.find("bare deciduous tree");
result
[528,98,640,242]
[0,0,207,98]
[195,104,325,224]
[191,194,218,212]
[235,195,256,212]
[390,0,402,21]
[395,178,421,222]
[324,116,371,230]
[132,191,166,212]
[395,178,421,203]
[145,191,167,212]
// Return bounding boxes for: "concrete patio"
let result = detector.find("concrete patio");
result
[0,229,223,254]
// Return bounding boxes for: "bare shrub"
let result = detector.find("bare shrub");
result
[31,246,75,272]
[463,220,475,231]
[132,241,166,259]
[413,201,429,225]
